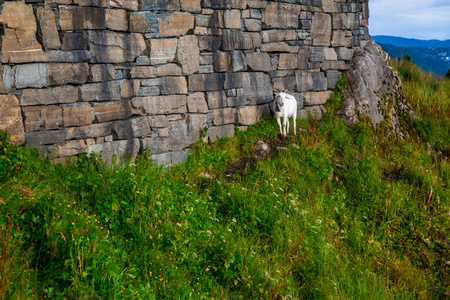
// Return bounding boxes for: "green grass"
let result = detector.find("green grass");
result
[393,59,450,152]
[0,75,449,299]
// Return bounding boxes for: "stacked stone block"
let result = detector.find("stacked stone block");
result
[0,0,369,164]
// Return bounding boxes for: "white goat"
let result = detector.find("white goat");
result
[272,90,297,136]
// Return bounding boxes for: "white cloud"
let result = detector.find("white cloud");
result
[369,0,450,40]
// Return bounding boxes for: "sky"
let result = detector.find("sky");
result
[368,0,450,40]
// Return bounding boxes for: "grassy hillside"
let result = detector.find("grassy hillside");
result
[0,73,449,299]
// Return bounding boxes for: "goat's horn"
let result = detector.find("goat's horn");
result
[284,89,288,93]
[273,88,281,93]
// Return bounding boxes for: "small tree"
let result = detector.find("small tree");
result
[404,53,412,62]
[445,68,450,79]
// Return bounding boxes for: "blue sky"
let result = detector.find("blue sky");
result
[369,0,450,40]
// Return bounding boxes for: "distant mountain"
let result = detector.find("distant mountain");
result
[372,36,450,76]
[373,35,450,48]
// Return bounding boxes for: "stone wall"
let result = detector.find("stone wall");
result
[0,0,369,164]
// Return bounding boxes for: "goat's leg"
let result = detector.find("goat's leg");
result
[282,117,288,136]
[277,117,283,136]
[293,113,297,135]
[286,117,290,135]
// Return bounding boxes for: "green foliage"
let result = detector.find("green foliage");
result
[0,72,448,299]
[404,53,413,62]
[446,68,450,79]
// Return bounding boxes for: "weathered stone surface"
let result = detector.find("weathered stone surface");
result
[273,76,296,92]
[207,91,227,109]
[37,5,62,51]
[0,95,25,145]
[296,70,313,92]
[263,2,301,28]
[278,53,298,70]
[54,140,87,158]
[131,64,182,78]
[114,117,152,139]
[231,51,247,72]
[132,95,187,115]
[0,66,8,94]
[214,107,235,125]
[120,80,140,99]
[88,31,146,63]
[48,50,91,63]
[63,103,95,127]
[141,0,181,10]
[66,123,113,139]
[245,19,261,32]
[148,115,169,128]
[337,47,354,61]
[222,30,261,51]
[88,139,140,163]
[90,64,115,82]
[59,6,106,30]
[311,72,328,91]
[177,35,200,74]
[187,92,208,113]
[62,33,88,50]
[73,0,109,6]
[246,52,272,72]
[81,81,121,101]
[311,13,332,46]
[324,48,338,60]
[261,42,291,52]
[48,63,89,85]
[326,70,341,89]
[214,52,232,72]
[129,11,156,32]
[109,0,138,10]
[224,10,241,29]
[340,40,414,139]
[26,130,66,148]
[21,86,77,106]
[94,100,133,122]
[261,30,297,43]
[158,12,195,37]
[303,91,333,105]
[180,0,202,12]
[106,9,128,31]
[189,73,225,92]
[150,38,178,65]
[238,105,265,126]
[142,137,170,154]
[242,72,273,104]
[22,106,42,132]
[15,64,48,89]
[0,1,47,63]
[161,77,188,94]
[198,36,222,51]
[207,124,235,142]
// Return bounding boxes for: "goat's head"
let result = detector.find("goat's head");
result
[274,89,289,107]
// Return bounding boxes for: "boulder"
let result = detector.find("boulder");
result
[339,39,414,139]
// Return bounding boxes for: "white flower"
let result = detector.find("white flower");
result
[227,228,232,232]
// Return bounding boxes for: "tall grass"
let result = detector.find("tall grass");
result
[392,59,450,151]
[0,75,448,299]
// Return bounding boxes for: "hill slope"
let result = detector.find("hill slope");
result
[0,73,449,299]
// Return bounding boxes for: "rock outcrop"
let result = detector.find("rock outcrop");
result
[339,39,415,139]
